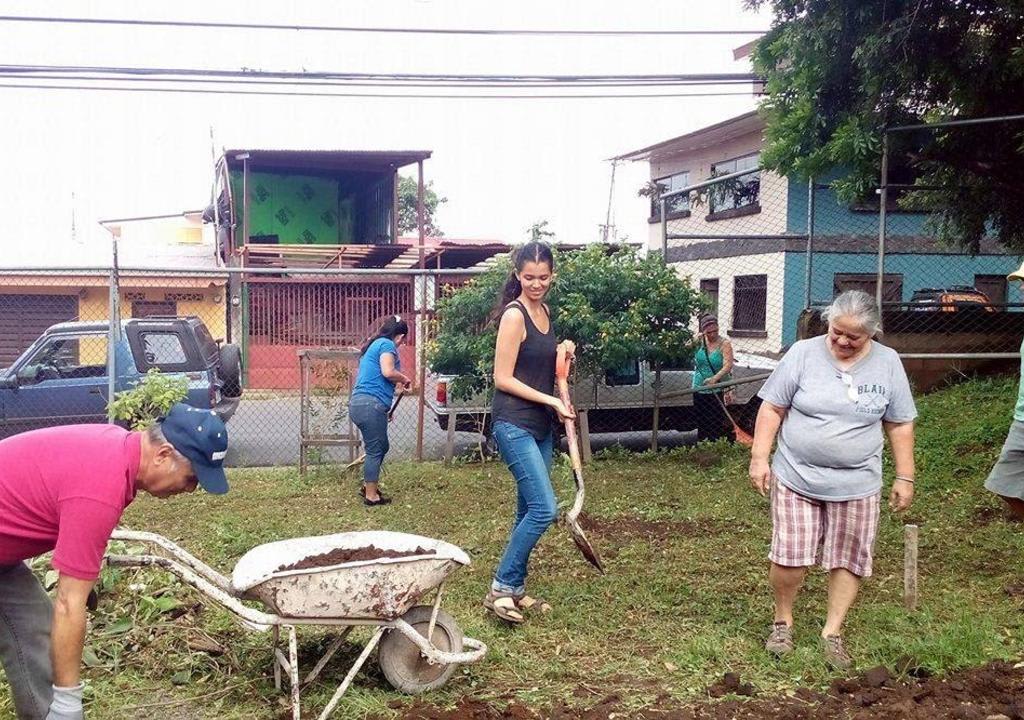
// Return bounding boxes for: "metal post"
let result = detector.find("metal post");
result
[241,155,251,249]
[602,160,616,243]
[239,153,252,386]
[803,176,815,309]
[651,362,661,452]
[391,169,399,244]
[659,197,668,261]
[652,196,667,451]
[106,238,121,422]
[415,160,427,461]
[876,133,889,321]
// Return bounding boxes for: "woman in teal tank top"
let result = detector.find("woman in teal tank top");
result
[693,314,735,443]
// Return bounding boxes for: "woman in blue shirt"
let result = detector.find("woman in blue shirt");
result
[349,316,412,506]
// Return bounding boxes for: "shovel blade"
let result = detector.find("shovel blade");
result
[566,517,605,574]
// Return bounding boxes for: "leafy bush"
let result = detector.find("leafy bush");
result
[428,244,705,399]
[108,368,189,430]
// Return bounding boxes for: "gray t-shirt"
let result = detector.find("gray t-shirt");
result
[758,336,917,501]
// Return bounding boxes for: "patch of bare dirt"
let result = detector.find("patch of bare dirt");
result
[975,504,1022,526]
[577,513,749,544]
[378,660,1024,720]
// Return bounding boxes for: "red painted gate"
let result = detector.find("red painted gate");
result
[245,279,416,389]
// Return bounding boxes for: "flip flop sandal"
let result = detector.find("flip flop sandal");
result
[483,591,524,624]
[515,595,552,614]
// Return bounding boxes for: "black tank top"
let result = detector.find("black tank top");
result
[491,300,557,440]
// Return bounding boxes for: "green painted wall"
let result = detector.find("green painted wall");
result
[230,171,355,244]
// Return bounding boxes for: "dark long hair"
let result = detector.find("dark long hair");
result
[493,241,555,320]
[360,315,409,356]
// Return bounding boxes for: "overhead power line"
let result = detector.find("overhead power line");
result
[0,81,759,100]
[0,15,769,37]
[0,64,759,86]
[0,73,756,90]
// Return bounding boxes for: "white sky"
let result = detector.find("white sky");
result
[0,1,770,257]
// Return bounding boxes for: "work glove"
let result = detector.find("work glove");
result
[45,683,84,720]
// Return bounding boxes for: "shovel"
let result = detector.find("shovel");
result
[713,391,754,447]
[556,345,605,574]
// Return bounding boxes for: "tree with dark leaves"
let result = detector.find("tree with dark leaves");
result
[748,0,1024,252]
[397,175,447,237]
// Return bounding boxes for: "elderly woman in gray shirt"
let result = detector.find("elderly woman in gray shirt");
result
[748,290,917,670]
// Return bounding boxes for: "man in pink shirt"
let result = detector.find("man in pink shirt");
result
[0,403,229,720]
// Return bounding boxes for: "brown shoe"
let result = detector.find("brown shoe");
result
[765,621,794,656]
[823,634,853,670]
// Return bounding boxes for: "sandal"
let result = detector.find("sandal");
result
[359,486,392,506]
[483,590,524,624]
[515,595,552,614]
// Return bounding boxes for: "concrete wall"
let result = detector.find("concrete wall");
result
[647,129,786,250]
[671,251,787,354]
[786,174,930,236]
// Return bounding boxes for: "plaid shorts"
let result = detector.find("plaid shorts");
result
[769,479,881,578]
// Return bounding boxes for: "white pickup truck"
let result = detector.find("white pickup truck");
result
[427,352,777,440]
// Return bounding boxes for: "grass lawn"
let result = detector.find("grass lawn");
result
[2,377,1023,719]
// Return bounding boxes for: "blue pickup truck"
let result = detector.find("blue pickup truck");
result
[0,316,242,439]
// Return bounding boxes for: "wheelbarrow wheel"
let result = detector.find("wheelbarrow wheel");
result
[378,605,463,694]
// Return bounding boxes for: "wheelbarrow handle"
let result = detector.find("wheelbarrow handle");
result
[106,553,280,630]
[109,529,234,595]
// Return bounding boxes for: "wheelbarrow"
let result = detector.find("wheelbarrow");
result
[105,529,487,720]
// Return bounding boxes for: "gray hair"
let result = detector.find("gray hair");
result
[821,290,882,336]
[146,422,190,465]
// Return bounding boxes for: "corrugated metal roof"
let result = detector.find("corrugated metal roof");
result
[221,149,432,173]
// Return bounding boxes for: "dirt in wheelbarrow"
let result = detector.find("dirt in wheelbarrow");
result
[276,545,435,573]
[379,659,1024,720]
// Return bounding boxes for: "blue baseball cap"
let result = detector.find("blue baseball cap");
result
[159,403,230,494]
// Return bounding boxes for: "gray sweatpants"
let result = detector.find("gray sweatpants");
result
[0,563,53,719]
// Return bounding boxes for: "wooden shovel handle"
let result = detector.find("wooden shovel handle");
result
[555,345,582,474]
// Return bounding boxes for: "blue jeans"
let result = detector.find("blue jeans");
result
[491,421,555,595]
[349,393,390,483]
[0,563,54,719]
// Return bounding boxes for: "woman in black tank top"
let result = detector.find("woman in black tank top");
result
[483,242,575,624]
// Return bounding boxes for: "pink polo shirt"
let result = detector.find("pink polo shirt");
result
[0,425,140,580]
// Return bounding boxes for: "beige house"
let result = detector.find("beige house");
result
[0,213,227,364]
[618,111,787,354]
[616,111,1021,355]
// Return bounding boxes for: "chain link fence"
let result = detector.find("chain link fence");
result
[3,116,1020,468]
[652,115,1024,439]
[0,266,474,469]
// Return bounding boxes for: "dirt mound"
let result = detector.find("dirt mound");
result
[577,513,748,543]
[380,660,1024,720]
[707,672,756,698]
[975,504,1022,525]
[276,545,435,572]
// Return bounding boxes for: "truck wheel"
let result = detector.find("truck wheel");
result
[218,344,242,398]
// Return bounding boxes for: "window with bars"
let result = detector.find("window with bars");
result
[132,300,177,318]
[732,274,767,332]
[833,273,903,303]
[650,171,690,217]
[709,153,760,213]
[699,278,719,317]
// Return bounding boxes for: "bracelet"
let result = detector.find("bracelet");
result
[895,475,915,484]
